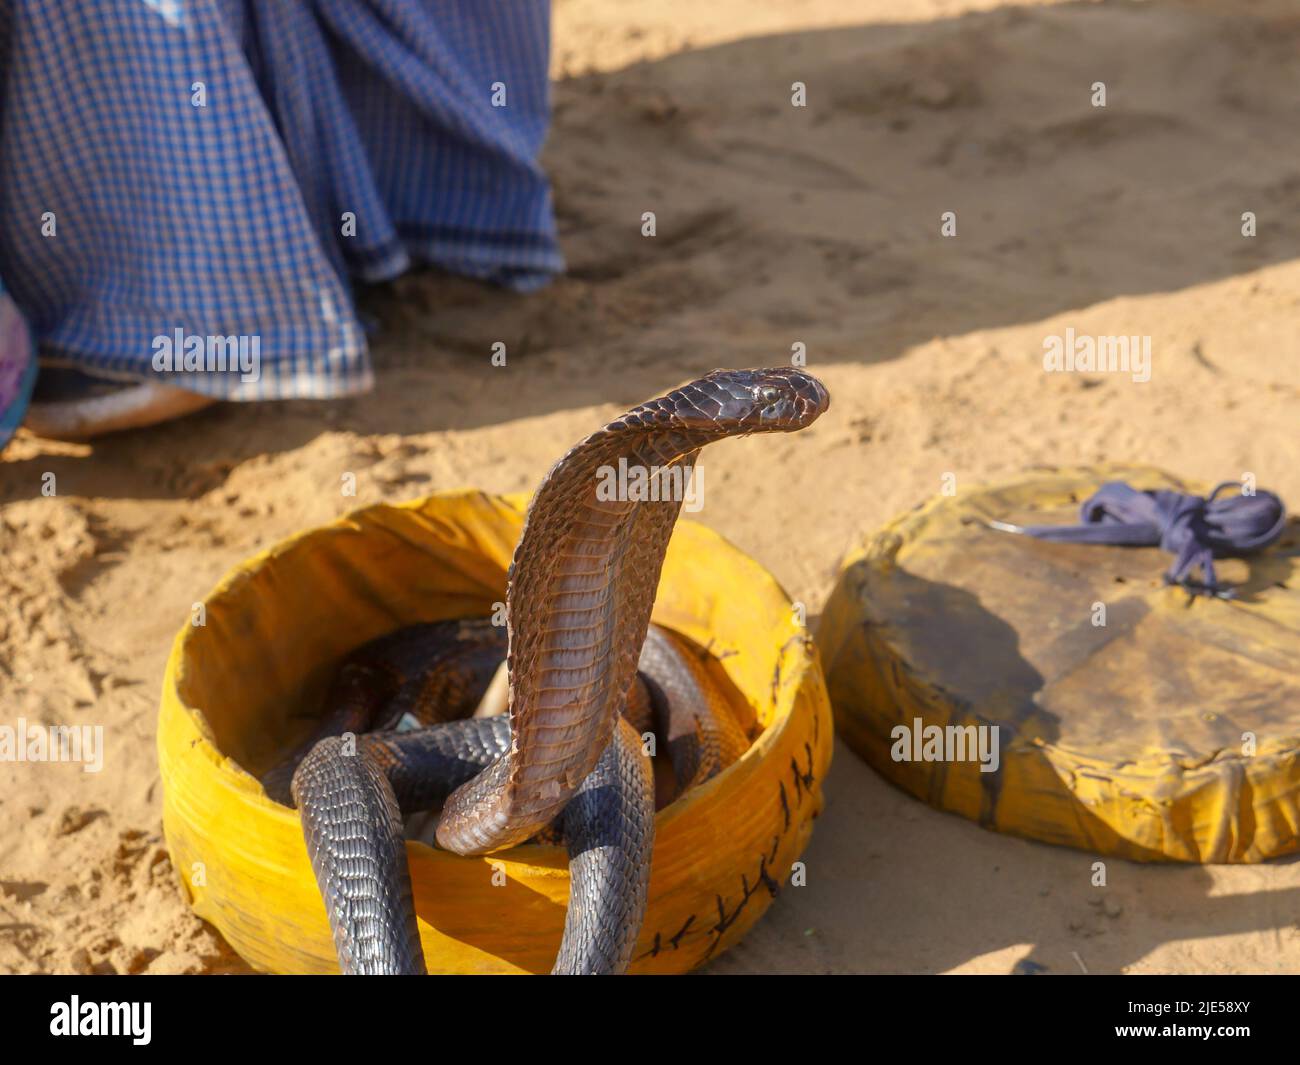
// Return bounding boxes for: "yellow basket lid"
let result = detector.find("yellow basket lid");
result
[817,465,1300,863]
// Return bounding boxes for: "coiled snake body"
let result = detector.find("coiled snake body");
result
[266,368,829,974]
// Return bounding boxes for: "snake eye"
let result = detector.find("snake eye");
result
[758,386,779,405]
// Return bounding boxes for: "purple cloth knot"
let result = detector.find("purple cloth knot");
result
[1020,481,1287,597]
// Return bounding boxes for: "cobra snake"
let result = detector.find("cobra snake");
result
[264,368,829,974]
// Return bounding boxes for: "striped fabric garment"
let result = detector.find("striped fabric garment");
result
[0,0,562,403]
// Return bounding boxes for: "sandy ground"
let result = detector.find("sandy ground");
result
[3,0,1300,975]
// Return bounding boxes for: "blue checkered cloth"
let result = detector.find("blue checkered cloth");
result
[0,0,562,401]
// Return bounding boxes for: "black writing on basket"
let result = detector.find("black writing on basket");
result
[636,731,821,965]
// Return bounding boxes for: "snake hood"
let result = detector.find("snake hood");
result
[435,367,830,857]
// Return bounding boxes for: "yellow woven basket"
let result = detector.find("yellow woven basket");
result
[817,465,1300,864]
[158,490,832,973]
